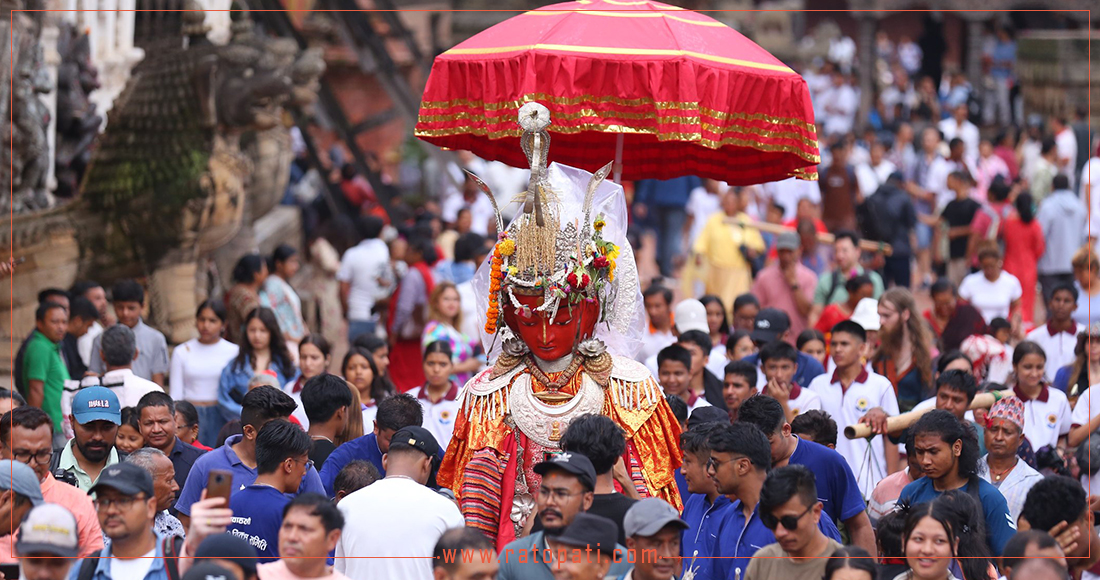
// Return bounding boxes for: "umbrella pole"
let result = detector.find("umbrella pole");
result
[613,132,624,184]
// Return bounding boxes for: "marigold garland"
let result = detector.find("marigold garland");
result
[486,244,505,334]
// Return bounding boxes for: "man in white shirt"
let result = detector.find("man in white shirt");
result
[441,173,498,237]
[1080,145,1100,221]
[808,321,899,496]
[71,280,110,368]
[1053,116,1078,190]
[337,216,393,342]
[1025,284,1081,382]
[820,71,858,137]
[855,142,898,199]
[98,325,163,408]
[336,426,462,580]
[938,103,980,162]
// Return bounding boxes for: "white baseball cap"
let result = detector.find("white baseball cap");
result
[674,299,709,335]
[849,298,881,331]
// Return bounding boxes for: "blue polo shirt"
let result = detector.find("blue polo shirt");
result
[227,485,289,562]
[788,437,867,524]
[318,433,385,496]
[705,500,842,580]
[897,476,1015,556]
[675,468,689,503]
[175,434,325,516]
[740,351,825,389]
[682,493,733,563]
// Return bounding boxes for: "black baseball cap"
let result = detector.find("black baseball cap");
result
[533,452,597,492]
[688,406,730,428]
[750,308,791,344]
[390,426,441,459]
[195,534,258,578]
[88,462,154,498]
[552,513,619,555]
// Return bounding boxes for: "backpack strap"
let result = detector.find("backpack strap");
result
[77,550,103,580]
[163,535,185,580]
[824,269,845,305]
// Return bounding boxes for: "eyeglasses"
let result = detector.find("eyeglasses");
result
[760,505,814,531]
[291,457,315,471]
[538,487,584,502]
[93,495,147,512]
[12,449,52,465]
[707,455,741,471]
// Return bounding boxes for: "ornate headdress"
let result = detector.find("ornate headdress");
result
[470,103,646,360]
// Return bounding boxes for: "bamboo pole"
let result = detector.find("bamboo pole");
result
[844,390,1015,440]
[725,218,894,256]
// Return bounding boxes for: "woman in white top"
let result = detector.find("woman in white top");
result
[958,244,1022,324]
[342,346,382,433]
[1010,341,1072,451]
[283,335,332,429]
[169,299,239,448]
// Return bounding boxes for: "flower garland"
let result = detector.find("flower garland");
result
[485,214,620,333]
[485,233,513,334]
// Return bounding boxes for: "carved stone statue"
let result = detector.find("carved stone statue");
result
[54,23,102,200]
[78,5,324,340]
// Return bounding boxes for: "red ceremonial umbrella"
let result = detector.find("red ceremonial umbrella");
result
[415,0,820,185]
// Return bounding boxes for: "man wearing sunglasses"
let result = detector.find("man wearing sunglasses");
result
[744,465,842,580]
[704,423,840,580]
[227,419,315,563]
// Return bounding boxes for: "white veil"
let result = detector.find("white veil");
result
[472,162,646,362]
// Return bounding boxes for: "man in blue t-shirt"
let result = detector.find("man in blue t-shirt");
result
[898,409,1016,556]
[679,423,733,568]
[737,395,876,556]
[227,419,313,562]
[703,422,841,580]
[318,394,425,496]
[175,387,326,527]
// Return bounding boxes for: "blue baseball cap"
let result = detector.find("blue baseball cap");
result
[72,386,121,425]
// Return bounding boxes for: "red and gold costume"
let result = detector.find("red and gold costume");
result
[436,103,682,549]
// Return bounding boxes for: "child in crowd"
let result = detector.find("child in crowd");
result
[115,406,145,453]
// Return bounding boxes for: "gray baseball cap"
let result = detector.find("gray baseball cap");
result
[776,231,800,251]
[623,498,688,538]
[0,459,44,506]
[15,503,78,557]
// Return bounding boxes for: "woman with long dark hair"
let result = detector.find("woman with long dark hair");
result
[218,307,298,423]
[892,500,961,580]
[226,254,268,345]
[169,299,239,447]
[284,334,332,428]
[896,409,1015,556]
[1002,192,1045,325]
[342,346,385,432]
[824,546,878,580]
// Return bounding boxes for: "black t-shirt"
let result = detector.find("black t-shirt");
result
[531,492,638,545]
[310,438,337,470]
[941,198,981,259]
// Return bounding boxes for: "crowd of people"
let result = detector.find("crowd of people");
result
[2,15,1099,580]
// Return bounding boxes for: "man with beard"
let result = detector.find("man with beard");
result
[54,387,122,492]
[126,448,184,539]
[498,453,632,580]
[870,289,933,413]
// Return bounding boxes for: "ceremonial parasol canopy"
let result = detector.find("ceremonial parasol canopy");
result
[415,0,820,185]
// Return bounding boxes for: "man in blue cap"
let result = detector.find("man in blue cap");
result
[53,386,123,492]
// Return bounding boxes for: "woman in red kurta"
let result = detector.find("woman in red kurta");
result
[1001,192,1045,326]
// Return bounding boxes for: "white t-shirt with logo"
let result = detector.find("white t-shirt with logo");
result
[809,369,900,497]
[1025,323,1082,383]
[407,387,462,452]
[1017,387,1072,451]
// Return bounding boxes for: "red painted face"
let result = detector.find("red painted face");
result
[502,293,600,361]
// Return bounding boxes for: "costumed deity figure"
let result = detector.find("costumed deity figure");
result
[438,103,683,550]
